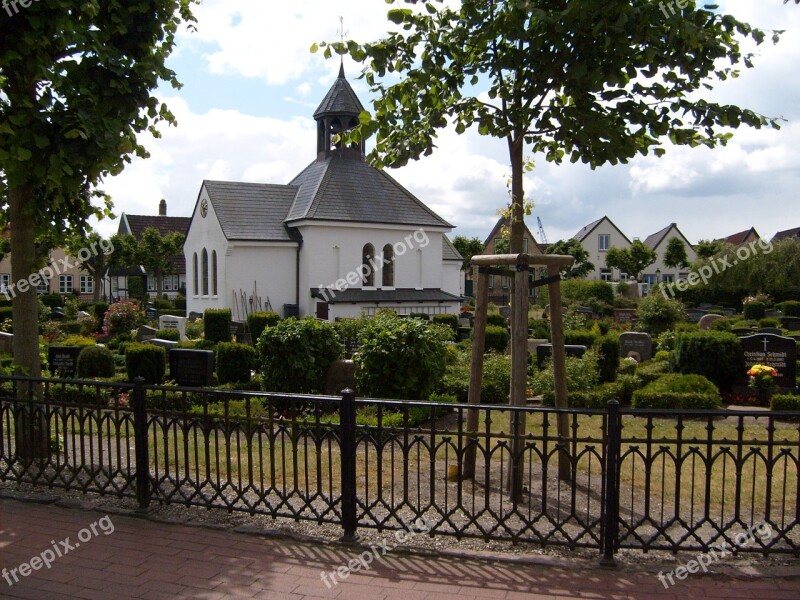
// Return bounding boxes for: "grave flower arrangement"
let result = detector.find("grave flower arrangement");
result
[747,364,778,404]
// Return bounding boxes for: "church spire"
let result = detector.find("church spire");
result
[313,63,366,161]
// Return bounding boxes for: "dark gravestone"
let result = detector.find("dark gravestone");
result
[780,316,800,331]
[576,306,595,319]
[536,344,587,369]
[732,328,756,337]
[0,332,12,354]
[136,325,158,343]
[698,314,724,331]
[49,307,66,321]
[457,327,471,342]
[145,306,158,321]
[147,338,178,349]
[765,309,781,319]
[619,332,653,362]
[324,360,357,395]
[758,327,783,336]
[188,311,203,320]
[48,346,83,378]
[741,334,797,391]
[169,349,215,387]
[230,320,244,337]
[614,309,637,324]
[685,310,706,324]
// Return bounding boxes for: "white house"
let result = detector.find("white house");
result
[642,223,697,286]
[184,66,463,321]
[573,216,632,282]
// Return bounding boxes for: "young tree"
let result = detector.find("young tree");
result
[545,239,595,279]
[452,235,485,272]
[66,232,113,302]
[695,239,726,259]
[606,241,657,281]
[0,1,196,377]
[110,228,185,299]
[664,237,690,270]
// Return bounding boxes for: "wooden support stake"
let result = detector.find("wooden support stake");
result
[463,267,489,479]
[547,263,572,482]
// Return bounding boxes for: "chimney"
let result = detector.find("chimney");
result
[159,199,167,216]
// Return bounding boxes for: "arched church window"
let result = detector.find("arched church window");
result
[362,244,375,287]
[382,244,394,287]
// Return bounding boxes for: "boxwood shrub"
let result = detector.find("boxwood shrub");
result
[204,309,232,343]
[771,394,800,411]
[564,330,598,349]
[671,331,746,393]
[528,318,550,340]
[483,325,510,354]
[743,301,766,320]
[597,334,620,383]
[216,342,257,384]
[155,328,181,341]
[438,351,510,404]
[632,373,721,409]
[777,301,800,317]
[76,345,116,378]
[125,343,166,384]
[247,311,281,344]
[486,313,507,328]
[432,314,458,337]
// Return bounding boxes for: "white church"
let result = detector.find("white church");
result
[183,66,463,322]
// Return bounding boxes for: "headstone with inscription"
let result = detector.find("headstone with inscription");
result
[0,332,12,355]
[169,349,215,387]
[48,346,83,378]
[698,314,724,331]
[741,334,797,390]
[758,327,783,336]
[614,309,637,325]
[536,344,587,369]
[732,328,756,337]
[685,310,706,324]
[147,338,178,349]
[780,316,800,331]
[619,332,653,362]
[158,314,187,341]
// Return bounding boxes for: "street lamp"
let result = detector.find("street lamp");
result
[656,268,661,283]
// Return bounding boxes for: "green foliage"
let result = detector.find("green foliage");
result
[258,318,343,394]
[564,330,598,349]
[125,343,166,385]
[408,312,430,320]
[744,301,767,320]
[636,294,685,335]
[60,321,83,335]
[671,331,746,393]
[106,301,143,337]
[155,328,181,341]
[632,374,721,410]
[560,279,615,306]
[777,301,800,317]
[565,375,640,409]
[532,349,600,405]
[483,325,510,354]
[247,311,281,343]
[60,335,96,347]
[452,235,485,272]
[439,350,511,404]
[758,317,780,328]
[356,394,456,428]
[771,394,800,411]
[635,360,671,385]
[204,309,232,344]
[185,319,204,340]
[41,293,62,309]
[110,228,186,297]
[76,346,115,379]
[432,314,458,337]
[216,342,257,385]
[664,237,690,269]
[486,314,507,328]
[606,241,657,281]
[355,312,450,400]
[0,307,13,322]
[127,277,146,302]
[654,350,671,362]
[528,318,551,340]
[695,239,725,259]
[545,239,595,279]
[597,334,620,383]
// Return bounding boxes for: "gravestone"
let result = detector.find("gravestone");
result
[49,307,66,321]
[758,327,783,336]
[536,344,587,369]
[188,311,203,320]
[48,346,83,378]
[169,349,215,387]
[0,332,12,354]
[721,308,736,317]
[136,325,158,343]
[457,327,471,342]
[614,309,637,324]
[147,338,178,349]
[619,332,653,362]
[576,306,595,319]
[76,311,92,321]
[780,316,800,331]
[741,334,797,390]
[528,339,549,355]
[732,328,755,337]
[685,310,706,324]
[158,314,187,341]
[230,320,244,337]
[145,305,158,321]
[765,309,781,319]
[324,360,357,395]
[698,314,724,331]
[498,306,512,321]
[458,317,471,328]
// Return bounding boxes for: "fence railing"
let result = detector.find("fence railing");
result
[1,374,798,562]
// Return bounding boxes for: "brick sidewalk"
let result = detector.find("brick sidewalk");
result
[0,499,798,599]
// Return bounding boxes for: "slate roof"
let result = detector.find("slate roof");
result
[312,287,462,304]
[644,224,675,250]
[442,236,463,261]
[772,226,800,242]
[285,156,452,228]
[202,180,301,242]
[313,64,365,119]
[573,216,632,245]
[716,228,760,246]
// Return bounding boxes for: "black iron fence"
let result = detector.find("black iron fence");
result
[1,374,798,562]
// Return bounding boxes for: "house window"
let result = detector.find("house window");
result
[80,276,93,294]
[59,275,73,294]
[523,238,528,253]
[147,275,156,291]
[600,269,612,282]
[201,249,209,295]
[662,274,674,284]
[36,276,49,294]
[489,275,495,289]
[678,272,688,281]
[163,275,179,292]
[0,274,9,294]
[362,244,375,287]
[382,244,394,287]
[644,274,657,286]
[193,253,198,296]
[212,251,218,295]
[502,276,509,289]
[111,278,119,293]
[598,234,610,251]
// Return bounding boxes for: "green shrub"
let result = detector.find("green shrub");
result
[93,302,108,322]
[777,301,800,317]
[356,312,450,400]
[653,350,671,362]
[632,374,721,409]
[561,279,615,306]
[533,349,600,405]
[125,343,166,384]
[60,321,82,335]
[635,294,685,335]
[743,301,766,320]
[568,377,639,409]
[185,319,204,340]
[0,307,12,322]
[597,334,620,383]
[356,393,456,428]
[758,317,780,328]
[486,313,507,328]
[76,345,116,378]
[616,374,642,405]
[60,335,96,347]
[528,318,550,340]
[106,301,143,337]
[155,328,181,341]
[176,339,217,351]
[432,314,458,336]
[258,317,342,394]
[247,311,281,343]
[438,350,510,404]
[41,293,62,309]
[617,358,637,376]
[216,342,257,384]
[771,394,800,411]
[173,295,187,310]
[409,312,430,321]
[204,309,232,343]
[483,325,510,354]
[564,330,598,349]
[671,331,746,393]
[635,360,670,385]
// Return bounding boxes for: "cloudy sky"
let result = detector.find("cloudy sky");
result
[97,0,800,246]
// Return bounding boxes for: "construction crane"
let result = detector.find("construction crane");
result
[537,216,548,245]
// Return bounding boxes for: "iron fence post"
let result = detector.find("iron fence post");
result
[339,388,359,543]
[133,377,151,511]
[601,400,621,567]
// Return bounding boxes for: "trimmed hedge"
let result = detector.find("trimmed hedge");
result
[671,331,746,393]
[247,311,281,344]
[432,314,458,337]
[76,345,116,378]
[564,330,598,349]
[597,334,620,383]
[125,343,166,384]
[486,313,507,328]
[771,394,800,411]
[216,342,257,384]
[408,312,430,321]
[632,374,721,409]
[204,309,232,343]
[528,318,550,340]
[560,279,615,306]
[743,301,766,320]
[155,328,181,341]
[777,301,800,317]
[484,325,510,354]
